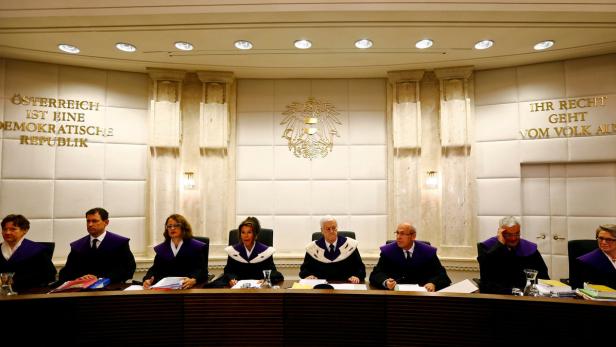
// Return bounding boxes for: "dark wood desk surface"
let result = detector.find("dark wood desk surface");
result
[2,285,614,347]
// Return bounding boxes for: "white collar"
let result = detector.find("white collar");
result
[225,245,276,264]
[305,237,359,263]
[90,230,107,247]
[244,243,255,258]
[171,239,184,257]
[1,237,25,261]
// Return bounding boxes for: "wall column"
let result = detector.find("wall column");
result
[387,70,424,237]
[196,71,235,253]
[434,66,476,258]
[147,69,185,254]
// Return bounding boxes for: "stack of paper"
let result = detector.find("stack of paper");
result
[329,283,368,290]
[579,283,616,299]
[151,277,184,290]
[536,279,575,297]
[49,277,110,293]
[395,284,427,292]
[231,279,261,289]
[298,279,327,287]
[576,288,616,301]
[437,279,479,293]
[290,282,314,289]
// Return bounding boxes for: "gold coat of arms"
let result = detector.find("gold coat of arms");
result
[280,97,341,159]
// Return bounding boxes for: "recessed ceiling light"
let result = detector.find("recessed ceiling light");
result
[294,39,312,49]
[534,40,555,51]
[115,42,137,52]
[355,39,373,49]
[58,44,80,54]
[474,40,494,50]
[174,41,194,51]
[234,40,253,50]
[415,39,433,49]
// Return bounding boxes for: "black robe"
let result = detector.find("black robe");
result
[299,236,366,281]
[575,248,616,289]
[144,238,208,284]
[369,241,451,290]
[59,231,136,283]
[0,239,56,291]
[222,242,284,284]
[477,237,549,294]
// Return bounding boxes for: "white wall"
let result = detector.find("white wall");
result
[0,59,149,260]
[474,54,616,278]
[236,79,387,254]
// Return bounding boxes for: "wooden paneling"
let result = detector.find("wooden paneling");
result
[2,290,614,346]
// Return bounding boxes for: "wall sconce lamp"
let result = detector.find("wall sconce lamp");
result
[425,170,439,189]
[182,172,195,189]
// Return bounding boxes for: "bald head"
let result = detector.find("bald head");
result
[395,222,416,250]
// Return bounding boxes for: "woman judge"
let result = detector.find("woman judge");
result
[223,217,283,287]
[143,214,208,289]
[0,214,57,291]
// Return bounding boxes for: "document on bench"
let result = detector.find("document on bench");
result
[151,276,184,290]
[437,279,479,293]
[231,279,261,289]
[299,279,327,287]
[329,283,368,290]
[395,284,427,292]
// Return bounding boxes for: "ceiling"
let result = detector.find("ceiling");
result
[1,1,616,78]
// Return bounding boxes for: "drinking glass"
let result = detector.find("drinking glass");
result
[261,269,272,288]
[523,269,539,296]
[0,272,17,296]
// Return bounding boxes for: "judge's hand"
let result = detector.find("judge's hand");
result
[424,283,436,292]
[348,276,360,284]
[143,276,154,289]
[182,277,197,289]
[385,278,397,290]
[496,228,506,244]
[229,279,238,287]
[305,275,317,280]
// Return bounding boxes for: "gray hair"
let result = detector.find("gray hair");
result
[597,224,616,238]
[498,216,520,228]
[320,215,337,228]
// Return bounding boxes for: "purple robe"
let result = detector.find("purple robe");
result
[369,241,451,290]
[0,238,56,291]
[59,231,136,283]
[575,248,616,289]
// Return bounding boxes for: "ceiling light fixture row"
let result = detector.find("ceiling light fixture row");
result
[58,39,556,54]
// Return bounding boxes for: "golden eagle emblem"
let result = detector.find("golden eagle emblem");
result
[280,97,341,159]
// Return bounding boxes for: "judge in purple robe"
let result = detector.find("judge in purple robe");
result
[573,224,616,289]
[1,214,56,291]
[143,214,208,289]
[299,216,366,283]
[59,208,136,284]
[477,216,549,294]
[222,217,283,287]
[370,222,450,291]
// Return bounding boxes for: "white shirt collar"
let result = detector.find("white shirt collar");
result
[1,237,25,261]
[90,230,107,248]
[403,242,416,257]
[325,241,336,252]
[171,239,183,257]
[602,250,616,270]
[244,243,255,258]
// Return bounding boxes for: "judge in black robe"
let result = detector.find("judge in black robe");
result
[370,222,450,291]
[299,216,365,283]
[1,214,56,291]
